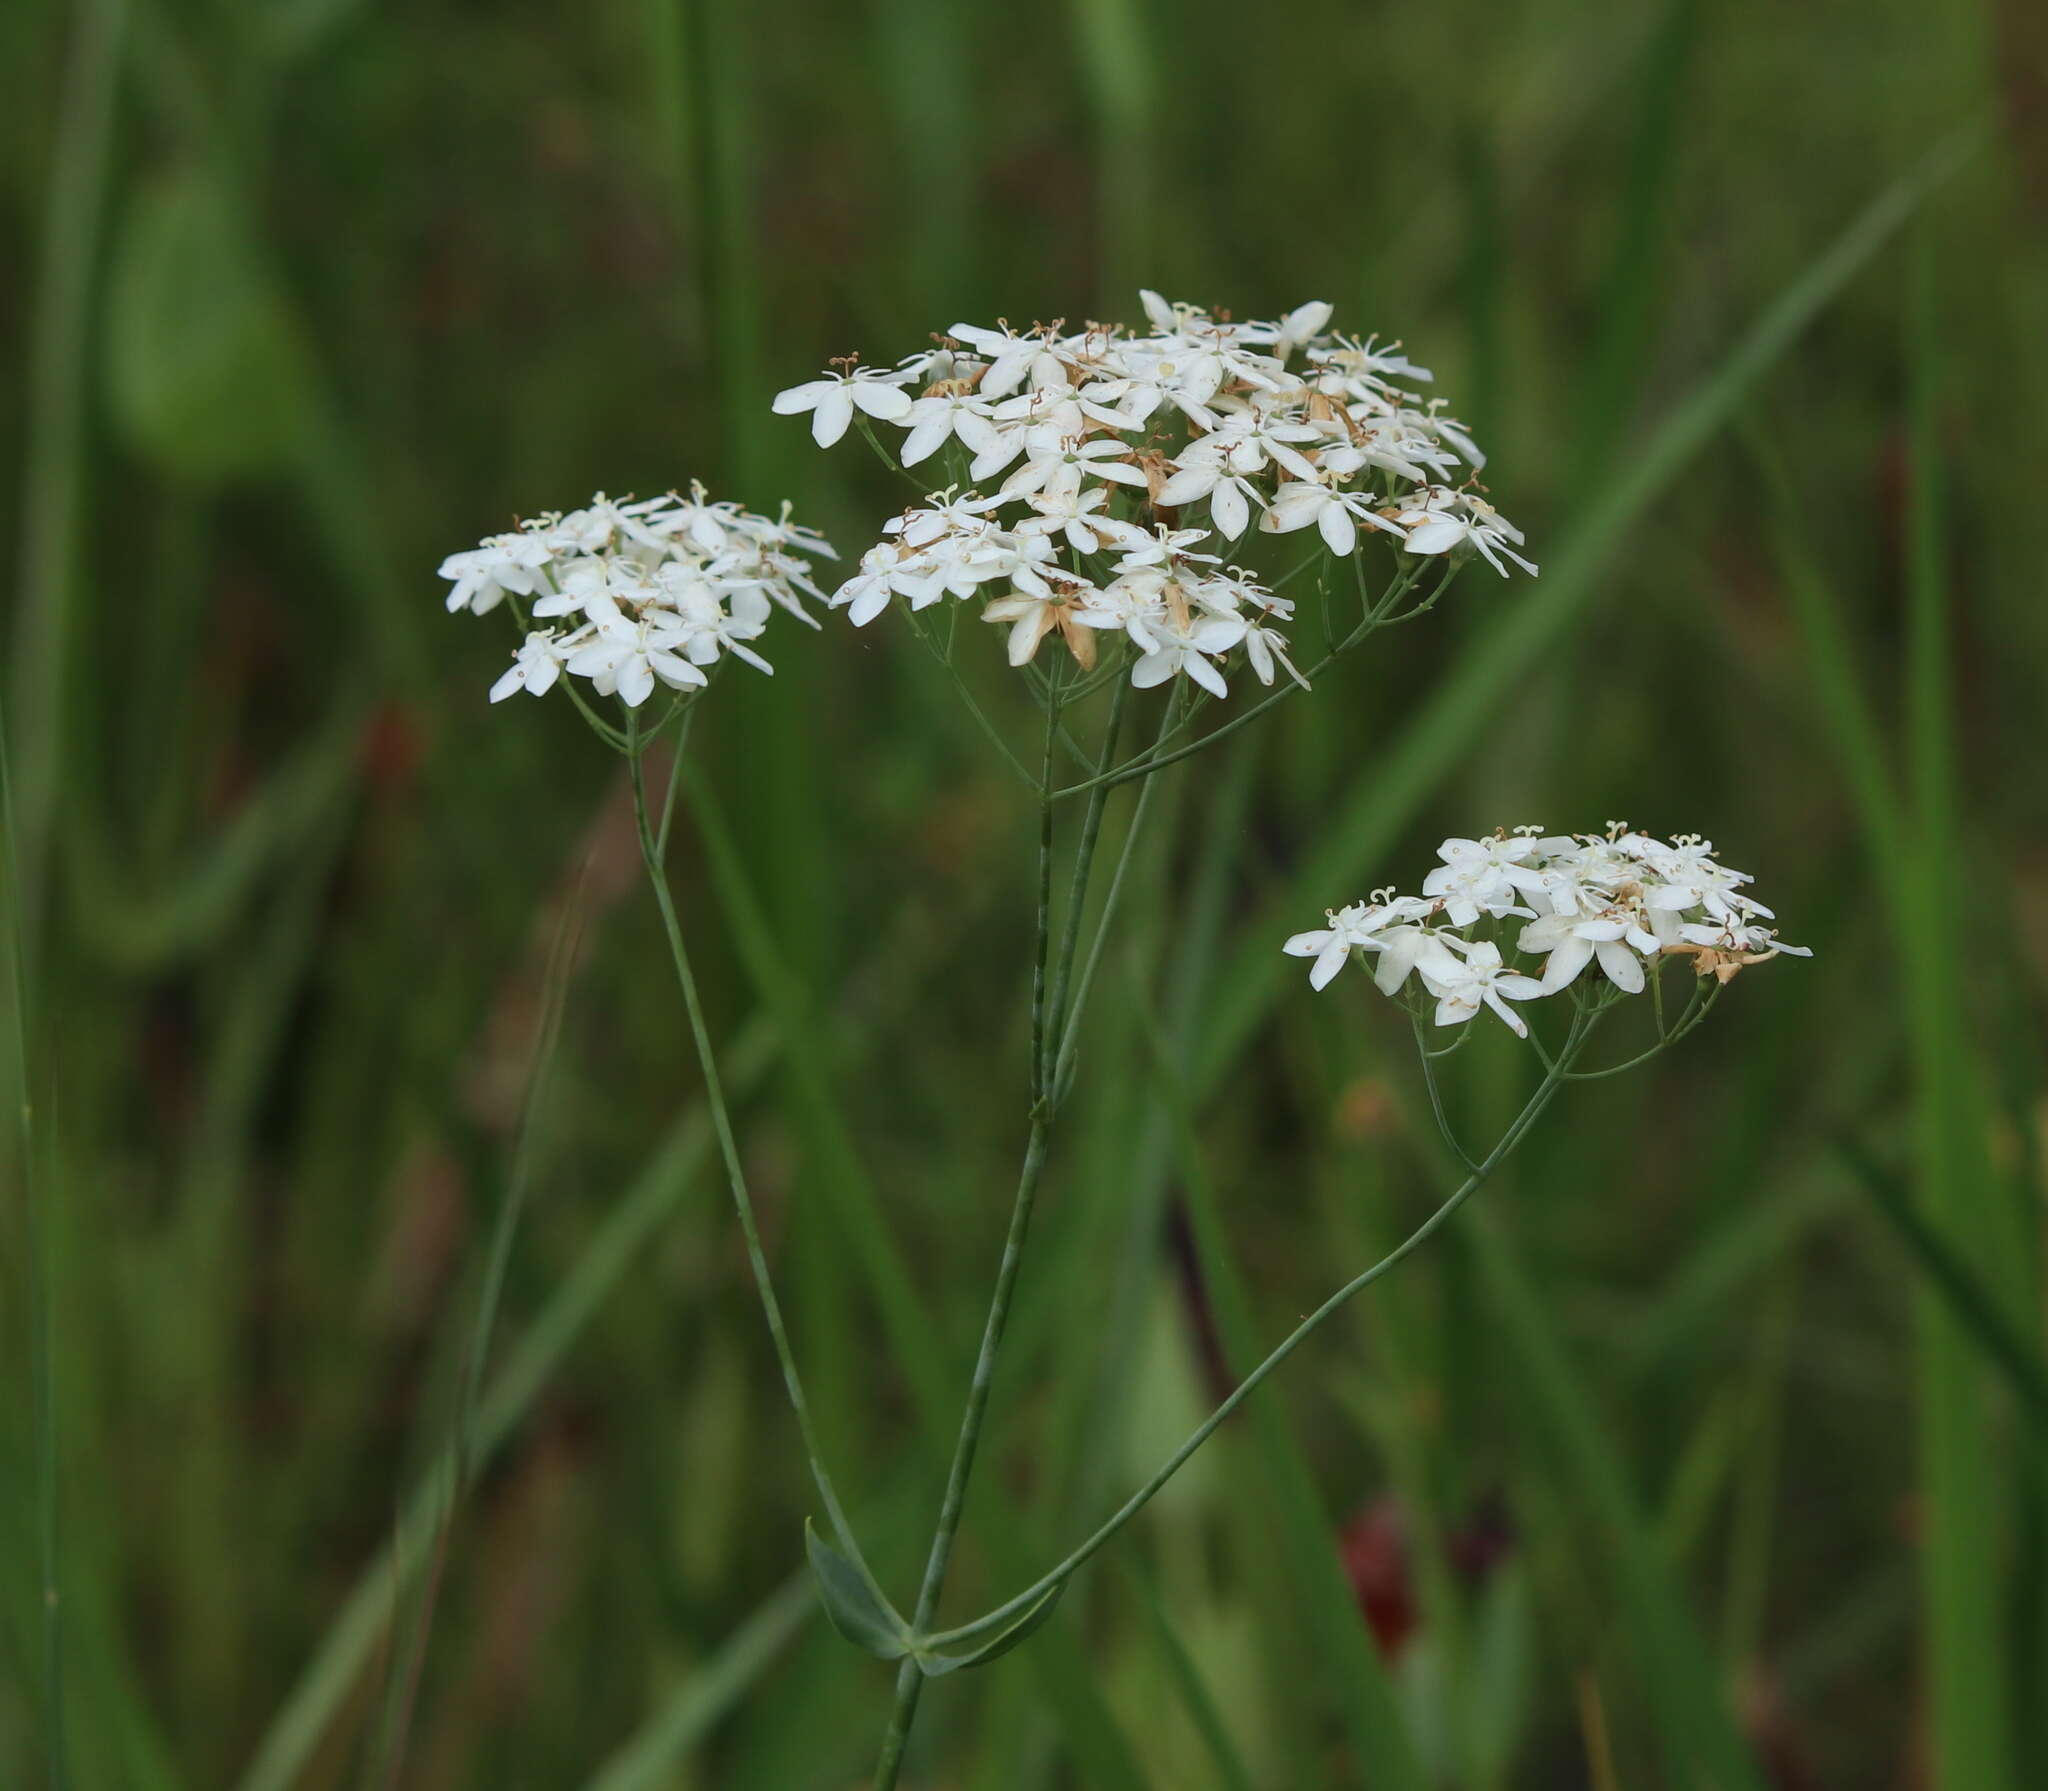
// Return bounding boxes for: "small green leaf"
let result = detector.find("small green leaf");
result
[104,172,299,488]
[803,1520,909,1660]
[915,1578,1066,1677]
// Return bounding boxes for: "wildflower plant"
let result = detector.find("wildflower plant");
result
[446,297,1803,1790]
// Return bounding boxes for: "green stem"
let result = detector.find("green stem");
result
[871,1116,1053,1787]
[625,727,865,1563]
[1051,561,1445,801]
[1042,676,1128,1093]
[873,675,1090,1788]
[1050,695,1176,1106]
[927,1013,1596,1652]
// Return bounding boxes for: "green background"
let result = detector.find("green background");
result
[4,0,2045,1785]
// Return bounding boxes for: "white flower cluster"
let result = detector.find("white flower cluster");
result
[773,292,1531,701]
[440,488,835,707]
[1285,825,1810,1036]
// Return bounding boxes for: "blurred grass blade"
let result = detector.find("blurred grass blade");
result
[1066,0,1158,303]
[1567,0,1698,486]
[1839,1137,2048,1434]
[1740,420,1904,867]
[579,1577,812,1791]
[1138,993,1426,1790]
[234,1042,769,1791]
[370,882,589,1782]
[1121,1559,1256,1791]
[1467,1213,1767,1790]
[12,0,129,939]
[1900,222,2018,1791]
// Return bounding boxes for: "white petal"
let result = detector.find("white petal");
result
[1211,479,1249,540]
[1539,935,1592,993]
[1318,503,1357,557]
[1156,465,1215,507]
[772,379,831,414]
[852,381,913,421]
[617,659,656,706]
[1184,652,1229,700]
[900,413,952,466]
[1265,484,1324,532]
[1595,939,1645,993]
[1129,650,1176,690]
[1310,937,1350,990]
[1403,518,1465,556]
[812,387,854,447]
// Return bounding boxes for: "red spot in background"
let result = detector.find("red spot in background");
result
[1338,1491,1517,1663]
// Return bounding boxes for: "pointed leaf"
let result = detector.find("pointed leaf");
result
[803,1520,909,1660]
[914,1578,1066,1677]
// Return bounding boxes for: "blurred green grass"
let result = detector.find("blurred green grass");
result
[4,0,2046,1785]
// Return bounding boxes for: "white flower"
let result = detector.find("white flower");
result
[447,486,828,708]
[1286,824,1803,1033]
[944,321,1065,398]
[439,532,555,615]
[489,631,566,702]
[1393,488,1537,577]
[1261,474,1404,557]
[770,293,1534,695]
[1238,298,1333,360]
[1422,835,1548,927]
[1017,482,1118,554]
[1517,911,1648,995]
[1155,453,1266,539]
[999,433,1148,503]
[563,595,706,706]
[1241,619,1309,690]
[1419,941,1546,1036]
[1282,896,1438,990]
[771,365,915,446]
[657,567,775,674]
[981,572,1100,670]
[1127,608,1244,699]
[898,388,1005,466]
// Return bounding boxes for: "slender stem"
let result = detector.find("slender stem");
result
[873,678,1076,1789]
[927,1014,1596,1651]
[1412,1007,1481,1172]
[1050,696,1176,1106]
[872,1116,1054,1786]
[1042,677,1128,1093]
[1050,562,1445,801]
[625,731,865,1560]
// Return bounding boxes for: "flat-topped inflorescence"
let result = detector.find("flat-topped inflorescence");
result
[439,486,835,707]
[1285,823,1809,1035]
[774,292,1533,703]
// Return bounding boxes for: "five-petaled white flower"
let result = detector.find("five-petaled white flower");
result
[771,366,916,447]
[1421,940,1547,1036]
